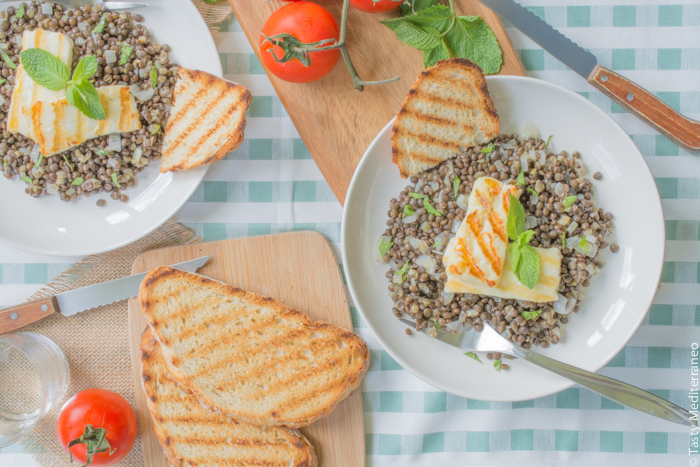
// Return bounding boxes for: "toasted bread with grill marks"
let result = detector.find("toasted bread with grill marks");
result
[139,266,370,428]
[141,329,317,467]
[160,67,251,173]
[392,58,500,178]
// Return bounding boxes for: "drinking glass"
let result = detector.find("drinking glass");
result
[0,332,69,447]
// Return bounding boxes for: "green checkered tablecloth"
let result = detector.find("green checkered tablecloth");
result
[1,2,699,466]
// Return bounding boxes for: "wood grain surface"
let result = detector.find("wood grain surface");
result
[127,232,364,467]
[229,0,526,204]
[588,64,700,151]
[0,297,57,335]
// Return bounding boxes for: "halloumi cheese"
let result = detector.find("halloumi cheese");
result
[7,28,141,155]
[442,177,521,287]
[23,86,140,156]
[7,29,73,135]
[443,245,562,302]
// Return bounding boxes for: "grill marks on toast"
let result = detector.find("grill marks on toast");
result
[139,267,370,428]
[391,58,500,178]
[141,329,318,467]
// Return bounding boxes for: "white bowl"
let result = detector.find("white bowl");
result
[342,76,665,401]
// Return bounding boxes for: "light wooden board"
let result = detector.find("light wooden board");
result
[127,232,364,467]
[229,0,526,205]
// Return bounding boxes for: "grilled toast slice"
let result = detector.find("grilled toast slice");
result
[141,329,318,467]
[160,67,251,172]
[139,266,370,428]
[391,58,500,178]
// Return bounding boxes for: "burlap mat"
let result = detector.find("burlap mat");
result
[191,0,233,27]
[17,220,201,467]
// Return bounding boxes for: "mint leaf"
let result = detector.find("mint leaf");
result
[71,55,98,82]
[431,317,442,329]
[397,260,410,284]
[444,16,502,74]
[382,5,453,33]
[62,155,73,170]
[562,232,566,249]
[20,49,69,90]
[150,123,161,135]
[150,65,158,88]
[20,175,32,183]
[506,194,525,240]
[111,172,121,189]
[527,187,538,199]
[453,175,460,198]
[392,22,441,51]
[432,237,444,249]
[410,192,442,216]
[0,78,6,86]
[516,169,526,186]
[579,235,588,253]
[510,241,522,272]
[564,195,577,211]
[379,237,394,257]
[16,4,25,18]
[493,359,502,371]
[400,0,438,16]
[1,49,16,70]
[120,45,133,65]
[71,177,84,186]
[67,80,106,120]
[36,153,43,166]
[519,229,535,247]
[520,310,542,321]
[464,352,483,364]
[546,135,553,148]
[515,244,540,289]
[92,14,107,34]
[480,143,495,154]
[403,204,415,217]
[423,38,450,68]
[96,149,113,157]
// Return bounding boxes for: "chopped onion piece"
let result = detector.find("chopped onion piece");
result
[524,216,537,230]
[452,219,461,233]
[551,327,561,340]
[418,283,431,296]
[557,215,570,226]
[132,147,143,165]
[41,3,53,15]
[466,309,479,317]
[585,263,596,276]
[18,146,30,155]
[129,84,154,102]
[392,273,403,284]
[415,254,436,274]
[553,294,573,315]
[445,319,463,334]
[456,193,469,211]
[432,233,446,252]
[553,182,565,197]
[494,159,503,171]
[567,221,578,234]
[429,181,439,192]
[66,188,76,196]
[528,149,536,160]
[107,158,117,168]
[0,95,5,107]
[138,67,150,79]
[445,160,454,175]
[46,184,59,195]
[520,121,539,139]
[520,154,529,172]
[104,50,117,64]
[441,292,454,305]
[29,144,40,161]
[75,37,86,46]
[389,259,398,270]
[603,230,615,244]
[414,178,423,194]
[501,142,516,150]
[539,150,547,166]
[78,20,90,32]
[444,173,451,189]
[108,133,122,151]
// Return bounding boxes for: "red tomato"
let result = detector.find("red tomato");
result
[56,389,137,467]
[350,0,402,13]
[260,1,341,83]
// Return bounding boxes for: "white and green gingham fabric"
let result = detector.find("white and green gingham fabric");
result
[1,2,699,466]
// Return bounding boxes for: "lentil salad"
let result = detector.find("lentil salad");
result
[0,1,177,204]
[379,133,617,350]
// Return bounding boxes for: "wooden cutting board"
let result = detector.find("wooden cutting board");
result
[229,0,526,205]
[127,232,364,467]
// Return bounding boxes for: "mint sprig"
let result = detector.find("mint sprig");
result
[381,5,502,73]
[516,169,526,186]
[480,143,495,154]
[119,45,133,65]
[506,194,541,289]
[379,237,394,257]
[520,310,542,321]
[20,51,105,120]
[493,359,502,371]
[403,204,415,217]
[92,14,108,34]
[1,49,16,69]
[453,175,460,198]
[564,195,577,211]
[410,192,442,216]
[396,260,410,285]
[464,352,483,364]
[16,4,25,18]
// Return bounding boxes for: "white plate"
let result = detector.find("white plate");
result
[0,0,221,256]
[342,76,665,401]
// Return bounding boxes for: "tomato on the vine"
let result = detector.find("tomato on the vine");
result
[350,0,403,13]
[56,389,137,466]
[260,1,341,83]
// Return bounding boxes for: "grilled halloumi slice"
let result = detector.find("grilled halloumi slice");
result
[443,177,521,288]
[22,85,140,156]
[7,29,73,135]
[444,245,562,302]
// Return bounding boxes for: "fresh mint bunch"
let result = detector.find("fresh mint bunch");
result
[20,49,106,120]
[382,0,502,73]
[506,194,540,289]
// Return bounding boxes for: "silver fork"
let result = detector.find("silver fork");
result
[401,318,698,428]
[0,1,149,9]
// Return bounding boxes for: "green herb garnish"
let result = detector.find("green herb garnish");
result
[520,310,542,321]
[403,204,415,217]
[111,172,121,189]
[410,192,441,216]
[378,237,394,257]
[96,149,113,157]
[506,194,540,289]
[150,123,161,135]
[464,352,483,364]
[35,153,43,167]
[15,4,25,18]
[119,45,133,65]
[396,260,410,285]
[564,195,577,211]
[516,169,526,186]
[381,4,502,73]
[0,78,6,86]
[1,49,16,69]
[92,14,108,34]
[561,232,566,250]
[150,65,158,88]
[62,154,73,170]
[493,359,502,371]
[3,159,7,167]
[20,50,105,120]
[527,187,538,200]
[432,237,444,249]
[453,175,460,198]
[545,135,553,148]
[579,235,588,253]
[71,177,84,186]
[480,143,495,154]
[20,175,31,183]
[431,317,442,329]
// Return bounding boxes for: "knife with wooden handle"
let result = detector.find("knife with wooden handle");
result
[480,0,700,151]
[0,256,209,335]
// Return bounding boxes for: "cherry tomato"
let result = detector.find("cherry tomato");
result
[56,389,137,467]
[350,0,403,13]
[260,1,341,83]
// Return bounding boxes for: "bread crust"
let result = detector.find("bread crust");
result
[139,266,370,429]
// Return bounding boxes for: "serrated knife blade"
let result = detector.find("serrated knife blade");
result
[0,256,209,334]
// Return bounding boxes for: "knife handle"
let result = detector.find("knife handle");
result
[588,65,700,151]
[0,297,59,335]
